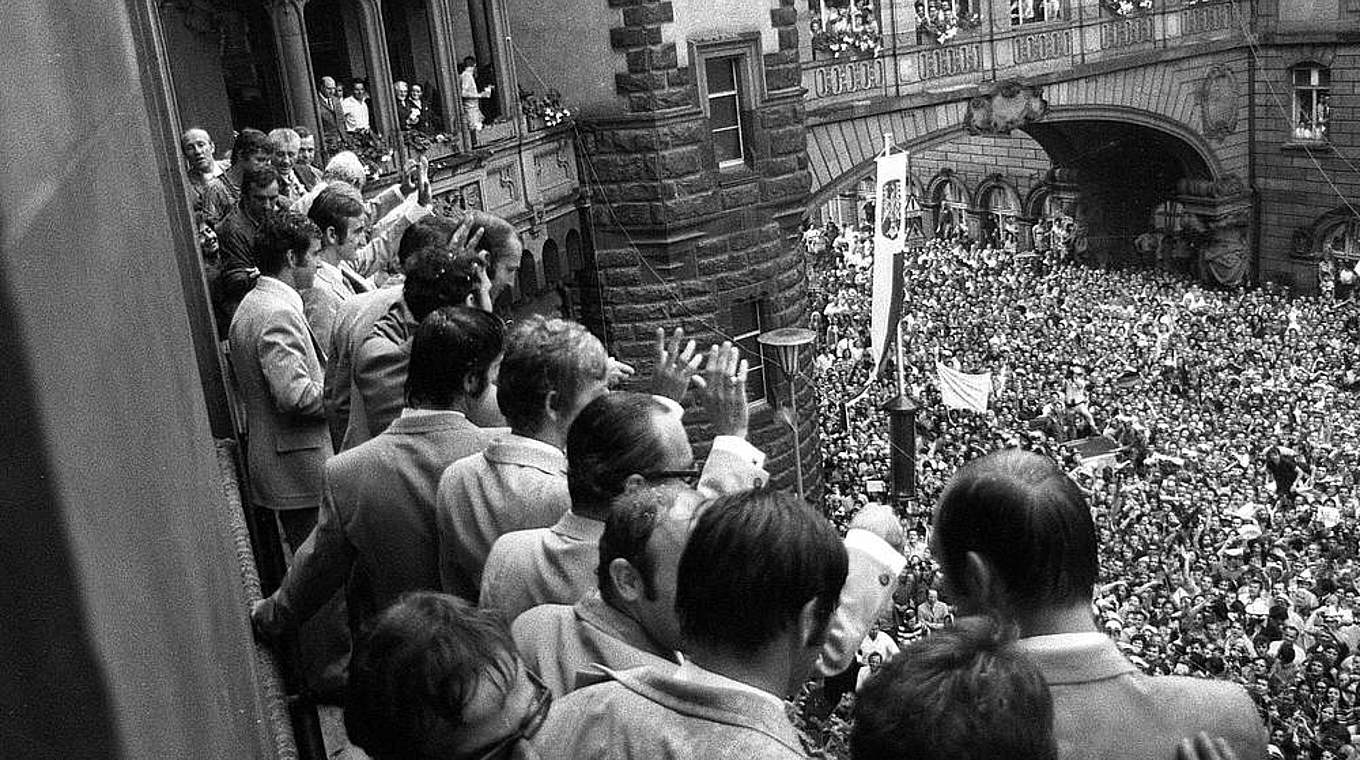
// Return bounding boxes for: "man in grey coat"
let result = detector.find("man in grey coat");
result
[930,448,1267,760]
[227,212,330,551]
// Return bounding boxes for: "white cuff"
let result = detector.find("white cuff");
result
[711,435,765,469]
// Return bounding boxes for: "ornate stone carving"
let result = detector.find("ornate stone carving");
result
[1199,64,1239,142]
[963,81,1048,135]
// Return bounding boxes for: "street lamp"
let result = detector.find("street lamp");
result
[758,327,817,502]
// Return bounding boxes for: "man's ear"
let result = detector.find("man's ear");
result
[796,597,827,651]
[621,473,648,494]
[608,558,645,603]
[543,389,560,423]
[461,370,488,399]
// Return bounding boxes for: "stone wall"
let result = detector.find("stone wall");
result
[577,0,823,497]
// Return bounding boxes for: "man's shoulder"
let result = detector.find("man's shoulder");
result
[489,526,552,558]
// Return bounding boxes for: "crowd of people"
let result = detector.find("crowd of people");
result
[805,219,1360,759]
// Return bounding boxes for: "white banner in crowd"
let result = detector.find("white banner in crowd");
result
[870,150,909,372]
[936,362,992,412]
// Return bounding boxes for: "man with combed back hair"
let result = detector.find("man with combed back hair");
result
[931,448,1266,760]
[532,488,848,759]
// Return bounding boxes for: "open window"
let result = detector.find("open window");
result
[1291,63,1330,143]
[693,38,764,172]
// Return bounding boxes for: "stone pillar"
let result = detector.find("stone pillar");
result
[355,0,400,140]
[426,0,471,151]
[267,0,319,136]
[1180,175,1251,287]
[580,0,821,497]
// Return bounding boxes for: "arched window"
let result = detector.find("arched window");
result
[1151,200,1185,234]
[1292,63,1330,142]
[809,0,882,61]
[933,176,968,237]
[981,183,1020,247]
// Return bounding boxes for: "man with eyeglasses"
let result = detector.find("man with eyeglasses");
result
[345,592,551,760]
[478,343,767,623]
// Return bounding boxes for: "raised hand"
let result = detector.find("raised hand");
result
[694,341,749,439]
[649,327,702,402]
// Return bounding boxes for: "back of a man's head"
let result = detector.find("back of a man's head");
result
[397,214,465,269]
[405,306,504,410]
[851,617,1056,760]
[402,247,482,322]
[933,448,1097,617]
[677,488,847,656]
[254,212,318,277]
[497,315,608,434]
[345,592,520,760]
[322,150,367,188]
[566,392,674,518]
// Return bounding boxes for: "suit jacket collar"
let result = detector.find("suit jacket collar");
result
[1015,631,1139,684]
[575,591,675,662]
[254,275,304,313]
[485,433,567,475]
[594,665,807,756]
[385,409,479,436]
[552,511,603,542]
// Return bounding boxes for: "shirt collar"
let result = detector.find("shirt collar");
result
[400,408,466,419]
[506,432,564,456]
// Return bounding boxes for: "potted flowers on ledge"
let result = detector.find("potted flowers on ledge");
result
[915,2,981,45]
[810,0,883,58]
[1101,0,1154,16]
[520,88,573,132]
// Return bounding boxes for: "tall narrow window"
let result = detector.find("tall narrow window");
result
[732,300,771,404]
[1011,0,1061,25]
[705,57,746,168]
[1293,64,1330,142]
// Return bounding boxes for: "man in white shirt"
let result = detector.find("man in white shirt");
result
[341,79,371,133]
[459,56,493,132]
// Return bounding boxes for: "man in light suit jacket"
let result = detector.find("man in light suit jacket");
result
[251,306,506,638]
[511,482,699,696]
[302,185,371,359]
[531,488,846,760]
[479,344,768,622]
[228,212,331,551]
[931,448,1267,760]
[436,315,614,601]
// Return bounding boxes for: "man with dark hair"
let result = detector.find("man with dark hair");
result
[354,246,490,442]
[228,212,330,551]
[202,127,272,226]
[215,164,283,318]
[532,488,847,759]
[932,448,1266,760]
[345,592,550,760]
[851,617,1057,760]
[302,183,371,354]
[251,306,505,639]
[294,125,317,168]
[477,343,767,623]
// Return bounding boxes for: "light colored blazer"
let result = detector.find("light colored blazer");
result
[512,591,679,697]
[478,436,767,622]
[1016,632,1267,760]
[228,276,331,510]
[531,665,808,760]
[436,434,570,602]
[263,411,500,630]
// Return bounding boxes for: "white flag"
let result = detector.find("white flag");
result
[936,361,991,413]
[870,151,908,372]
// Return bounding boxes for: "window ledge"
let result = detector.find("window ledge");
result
[718,164,758,186]
[1282,140,1333,153]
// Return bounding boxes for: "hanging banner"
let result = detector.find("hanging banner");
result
[870,150,909,373]
[937,361,992,413]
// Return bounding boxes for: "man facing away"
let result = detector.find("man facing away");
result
[532,488,848,760]
[251,306,505,639]
[227,212,331,551]
[511,482,701,696]
[930,448,1266,760]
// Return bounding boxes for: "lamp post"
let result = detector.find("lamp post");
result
[883,319,918,511]
[758,327,817,502]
